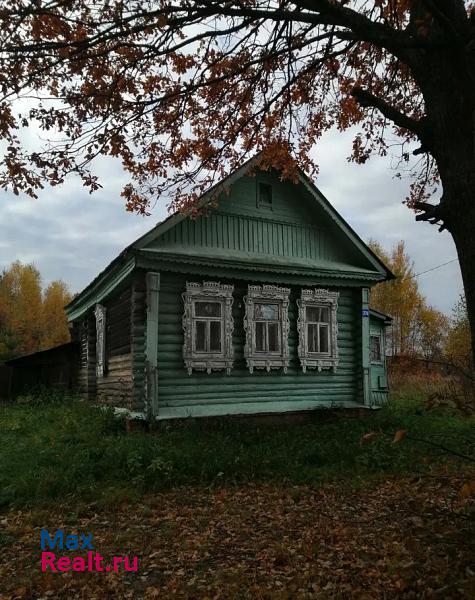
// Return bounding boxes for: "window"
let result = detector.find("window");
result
[194,301,222,352]
[370,334,382,363]
[244,285,290,373]
[182,281,234,374]
[94,303,106,377]
[297,289,339,372]
[258,183,272,208]
[306,306,330,354]
[254,302,281,353]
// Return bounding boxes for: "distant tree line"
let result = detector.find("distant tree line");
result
[369,240,471,369]
[0,261,72,360]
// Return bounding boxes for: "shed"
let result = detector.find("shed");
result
[5,342,79,397]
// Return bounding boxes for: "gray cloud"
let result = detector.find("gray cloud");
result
[0,136,462,316]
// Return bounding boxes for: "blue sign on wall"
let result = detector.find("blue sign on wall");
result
[362,309,370,317]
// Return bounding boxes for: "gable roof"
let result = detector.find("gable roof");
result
[132,153,392,280]
[66,153,394,320]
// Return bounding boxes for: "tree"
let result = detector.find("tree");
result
[0,261,43,358]
[416,304,448,360]
[445,294,472,369]
[42,280,73,349]
[0,262,71,360]
[368,240,447,358]
[0,1,474,360]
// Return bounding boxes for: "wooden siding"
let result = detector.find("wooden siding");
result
[106,287,131,357]
[77,313,96,399]
[74,284,136,408]
[96,354,133,407]
[146,171,371,271]
[131,271,147,412]
[95,285,133,408]
[153,213,336,261]
[155,271,363,418]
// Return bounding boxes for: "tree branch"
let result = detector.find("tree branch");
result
[350,86,423,136]
[413,201,448,232]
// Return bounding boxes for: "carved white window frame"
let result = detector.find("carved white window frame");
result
[182,281,234,375]
[244,284,290,373]
[297,289,339,373]
[94,303,106,378]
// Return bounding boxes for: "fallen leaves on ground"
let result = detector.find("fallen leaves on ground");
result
[0,473,474,599]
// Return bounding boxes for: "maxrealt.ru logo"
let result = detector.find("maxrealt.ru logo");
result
[40,529,139,573]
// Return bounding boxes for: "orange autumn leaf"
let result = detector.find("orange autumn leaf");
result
[360,432,379,445]
[393,430,408,444]
[460,481,475,499]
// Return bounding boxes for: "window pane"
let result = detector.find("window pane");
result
[306,305,329,322]
[195,320,206,351]
[209,321,222,352]
[319,324,329,353]
[370,335,381,362]
[268,322,280,352]
[306,306,320,322]
[259,183,272,206]
[195,301,221,317]
[254,303,279,320]
[307,323,318,353]
[255,322,265,351]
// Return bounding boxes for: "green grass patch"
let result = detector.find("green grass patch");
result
[0,388,474,509]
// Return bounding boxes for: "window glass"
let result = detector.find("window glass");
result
[319,324,329,353]
[307,323,318,353]
[209,321,222,352]
[255,322,266,351]
[254,303,279,320]
[259,183,272,207]
[195,321,206,351]
[370,335,382,362]
[195,301,221,318]
[268,322,280,352]
[306,306,319,322]
[306,305,329,322]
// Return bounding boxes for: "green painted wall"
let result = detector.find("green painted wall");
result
[155,271,363,419]
[145,171,374,272]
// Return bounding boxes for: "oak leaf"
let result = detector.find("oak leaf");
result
[393,430,407,443]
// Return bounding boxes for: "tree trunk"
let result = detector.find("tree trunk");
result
[441,172,475,368]
[448,216,475,368]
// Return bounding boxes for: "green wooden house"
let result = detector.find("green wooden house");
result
[66,156,393,420]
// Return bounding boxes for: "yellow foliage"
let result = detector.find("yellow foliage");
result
[445,295,472,369]
[0,261,71,359]
[368,240,448,358]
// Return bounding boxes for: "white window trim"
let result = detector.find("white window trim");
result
[297,289,339,373]
[182,281,234,375]
[244,284,290,373]
[94,303,106,378]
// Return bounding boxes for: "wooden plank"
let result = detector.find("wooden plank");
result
[145,272,160,418]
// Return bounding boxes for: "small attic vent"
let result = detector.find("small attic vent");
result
[258,183,272,208]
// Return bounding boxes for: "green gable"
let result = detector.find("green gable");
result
[66,159,392,321]
[137,169,390,279]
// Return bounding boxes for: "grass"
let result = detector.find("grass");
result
[0,383,474,510]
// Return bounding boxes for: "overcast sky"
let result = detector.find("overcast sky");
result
[0,128,463,316]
